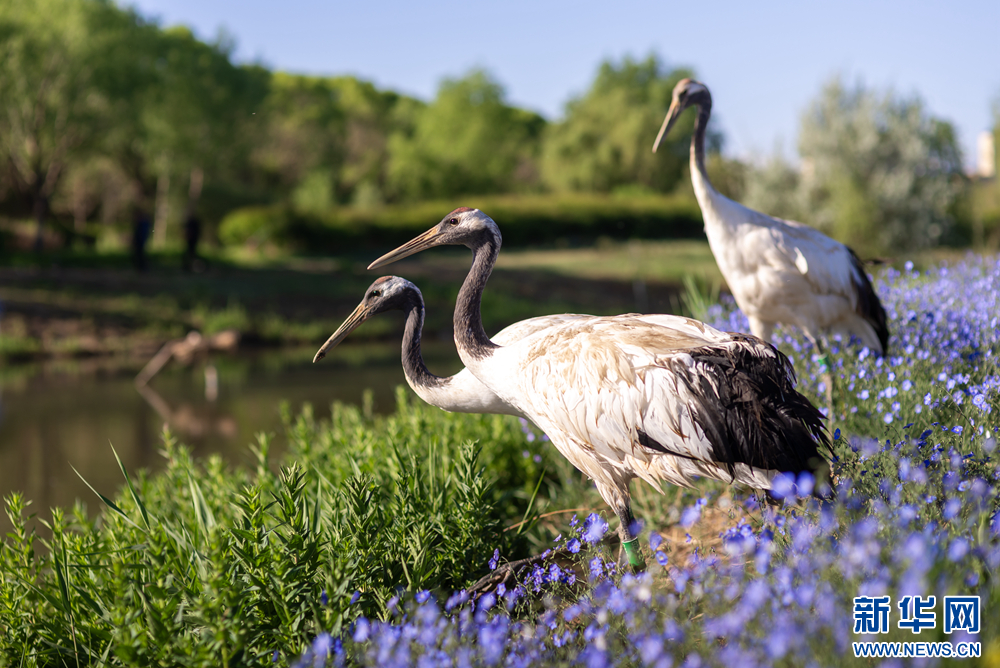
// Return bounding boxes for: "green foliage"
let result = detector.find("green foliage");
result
[540,55,696,195]
[744,76,967,256]
[219,192,703,253]
[1,6,718,249]
[679,274,721,322]
[741,150,807,223]
[0,389,564,664]
[250,72,409,210]
[0,0,139,226]
[218,205,292,248]
[386,69,545,201]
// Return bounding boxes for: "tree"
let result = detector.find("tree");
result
[539,55,698,194]
[742,149,809,224]
[387,69,544,201]
[135,26,268,245]
[796,77,965,254]
[252,73,412,212]
[0,0,121,247]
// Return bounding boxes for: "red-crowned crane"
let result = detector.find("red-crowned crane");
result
[313,275,586,417]
[368,208,829,569]
[653,79,889,367]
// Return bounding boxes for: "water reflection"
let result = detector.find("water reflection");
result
[0,343,463,535]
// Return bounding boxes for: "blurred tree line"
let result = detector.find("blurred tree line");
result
[0,0,988,257]
[739,77,973,255]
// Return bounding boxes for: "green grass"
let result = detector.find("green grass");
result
[0,388,583,665]
[0,237,719,362]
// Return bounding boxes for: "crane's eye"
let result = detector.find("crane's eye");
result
[370,290,381,298]
[448,218,459,226]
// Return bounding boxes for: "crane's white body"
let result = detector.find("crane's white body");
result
[408,313,585,417]
[458,313,782,510]
[409,312,727,420]
[692,159,884,351]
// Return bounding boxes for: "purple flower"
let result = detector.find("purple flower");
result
[489,548,500,570]
[582,514,608,543]
[649,533,663,551]
[770,472,796,500]
[943,498,961,520]
[567,538,581,554]
[796,471,815,497]
[353,618,370,642]
[639,636,663,664]
[311,633,332,668]
[680,505,701,528]
[948,538,969,562]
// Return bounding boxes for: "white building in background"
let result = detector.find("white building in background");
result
[977,130,996,179]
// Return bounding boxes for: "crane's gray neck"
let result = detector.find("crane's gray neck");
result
[401,294,447,389]
[455,231,500,361]
[691,98,714,192]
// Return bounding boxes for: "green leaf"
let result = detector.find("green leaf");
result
[111,442,150,530]
[71,464,141,530]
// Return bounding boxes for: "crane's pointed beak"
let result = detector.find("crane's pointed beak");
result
[652,99,683,153]
[313,302,372,362]
[368,226,443,270]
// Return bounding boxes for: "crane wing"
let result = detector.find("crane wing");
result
[505,317,826,489]
[742,207,858,300]
[491,313,593,345]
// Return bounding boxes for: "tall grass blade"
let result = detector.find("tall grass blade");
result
[188,474,217,540]
[517,468,547,536]
[71,464,141,530]
[111,442,150,530]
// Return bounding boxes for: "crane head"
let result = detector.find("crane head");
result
[652,78,710,153]
[367,207,501,270]
[313,276,421,362]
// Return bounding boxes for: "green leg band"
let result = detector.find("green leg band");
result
[817,353,830,373]
[623,538,646,571]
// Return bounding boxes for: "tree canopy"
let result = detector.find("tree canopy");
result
[744,77,966,255]
[386,70,545,201]
[0,1,975,255]
[540,56,695,195]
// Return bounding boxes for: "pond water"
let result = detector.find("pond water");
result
[0,343,464,535]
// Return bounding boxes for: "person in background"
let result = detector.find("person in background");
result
[183,207,202,272]
[131,207,152,272]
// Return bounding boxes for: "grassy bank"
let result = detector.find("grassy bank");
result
[0,239,717,362]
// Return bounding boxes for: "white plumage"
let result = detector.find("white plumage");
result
[369,208,829,568]
[653,79,889,354]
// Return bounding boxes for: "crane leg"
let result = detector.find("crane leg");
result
[615,504,646,572]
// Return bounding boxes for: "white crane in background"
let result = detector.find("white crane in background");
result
[368,208,829,569]
[653,79,889,370]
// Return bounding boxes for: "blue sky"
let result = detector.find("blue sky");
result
[127,0,999,167]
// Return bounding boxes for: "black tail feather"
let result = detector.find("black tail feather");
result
[676,336,831,480]
[847,247,890,354]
